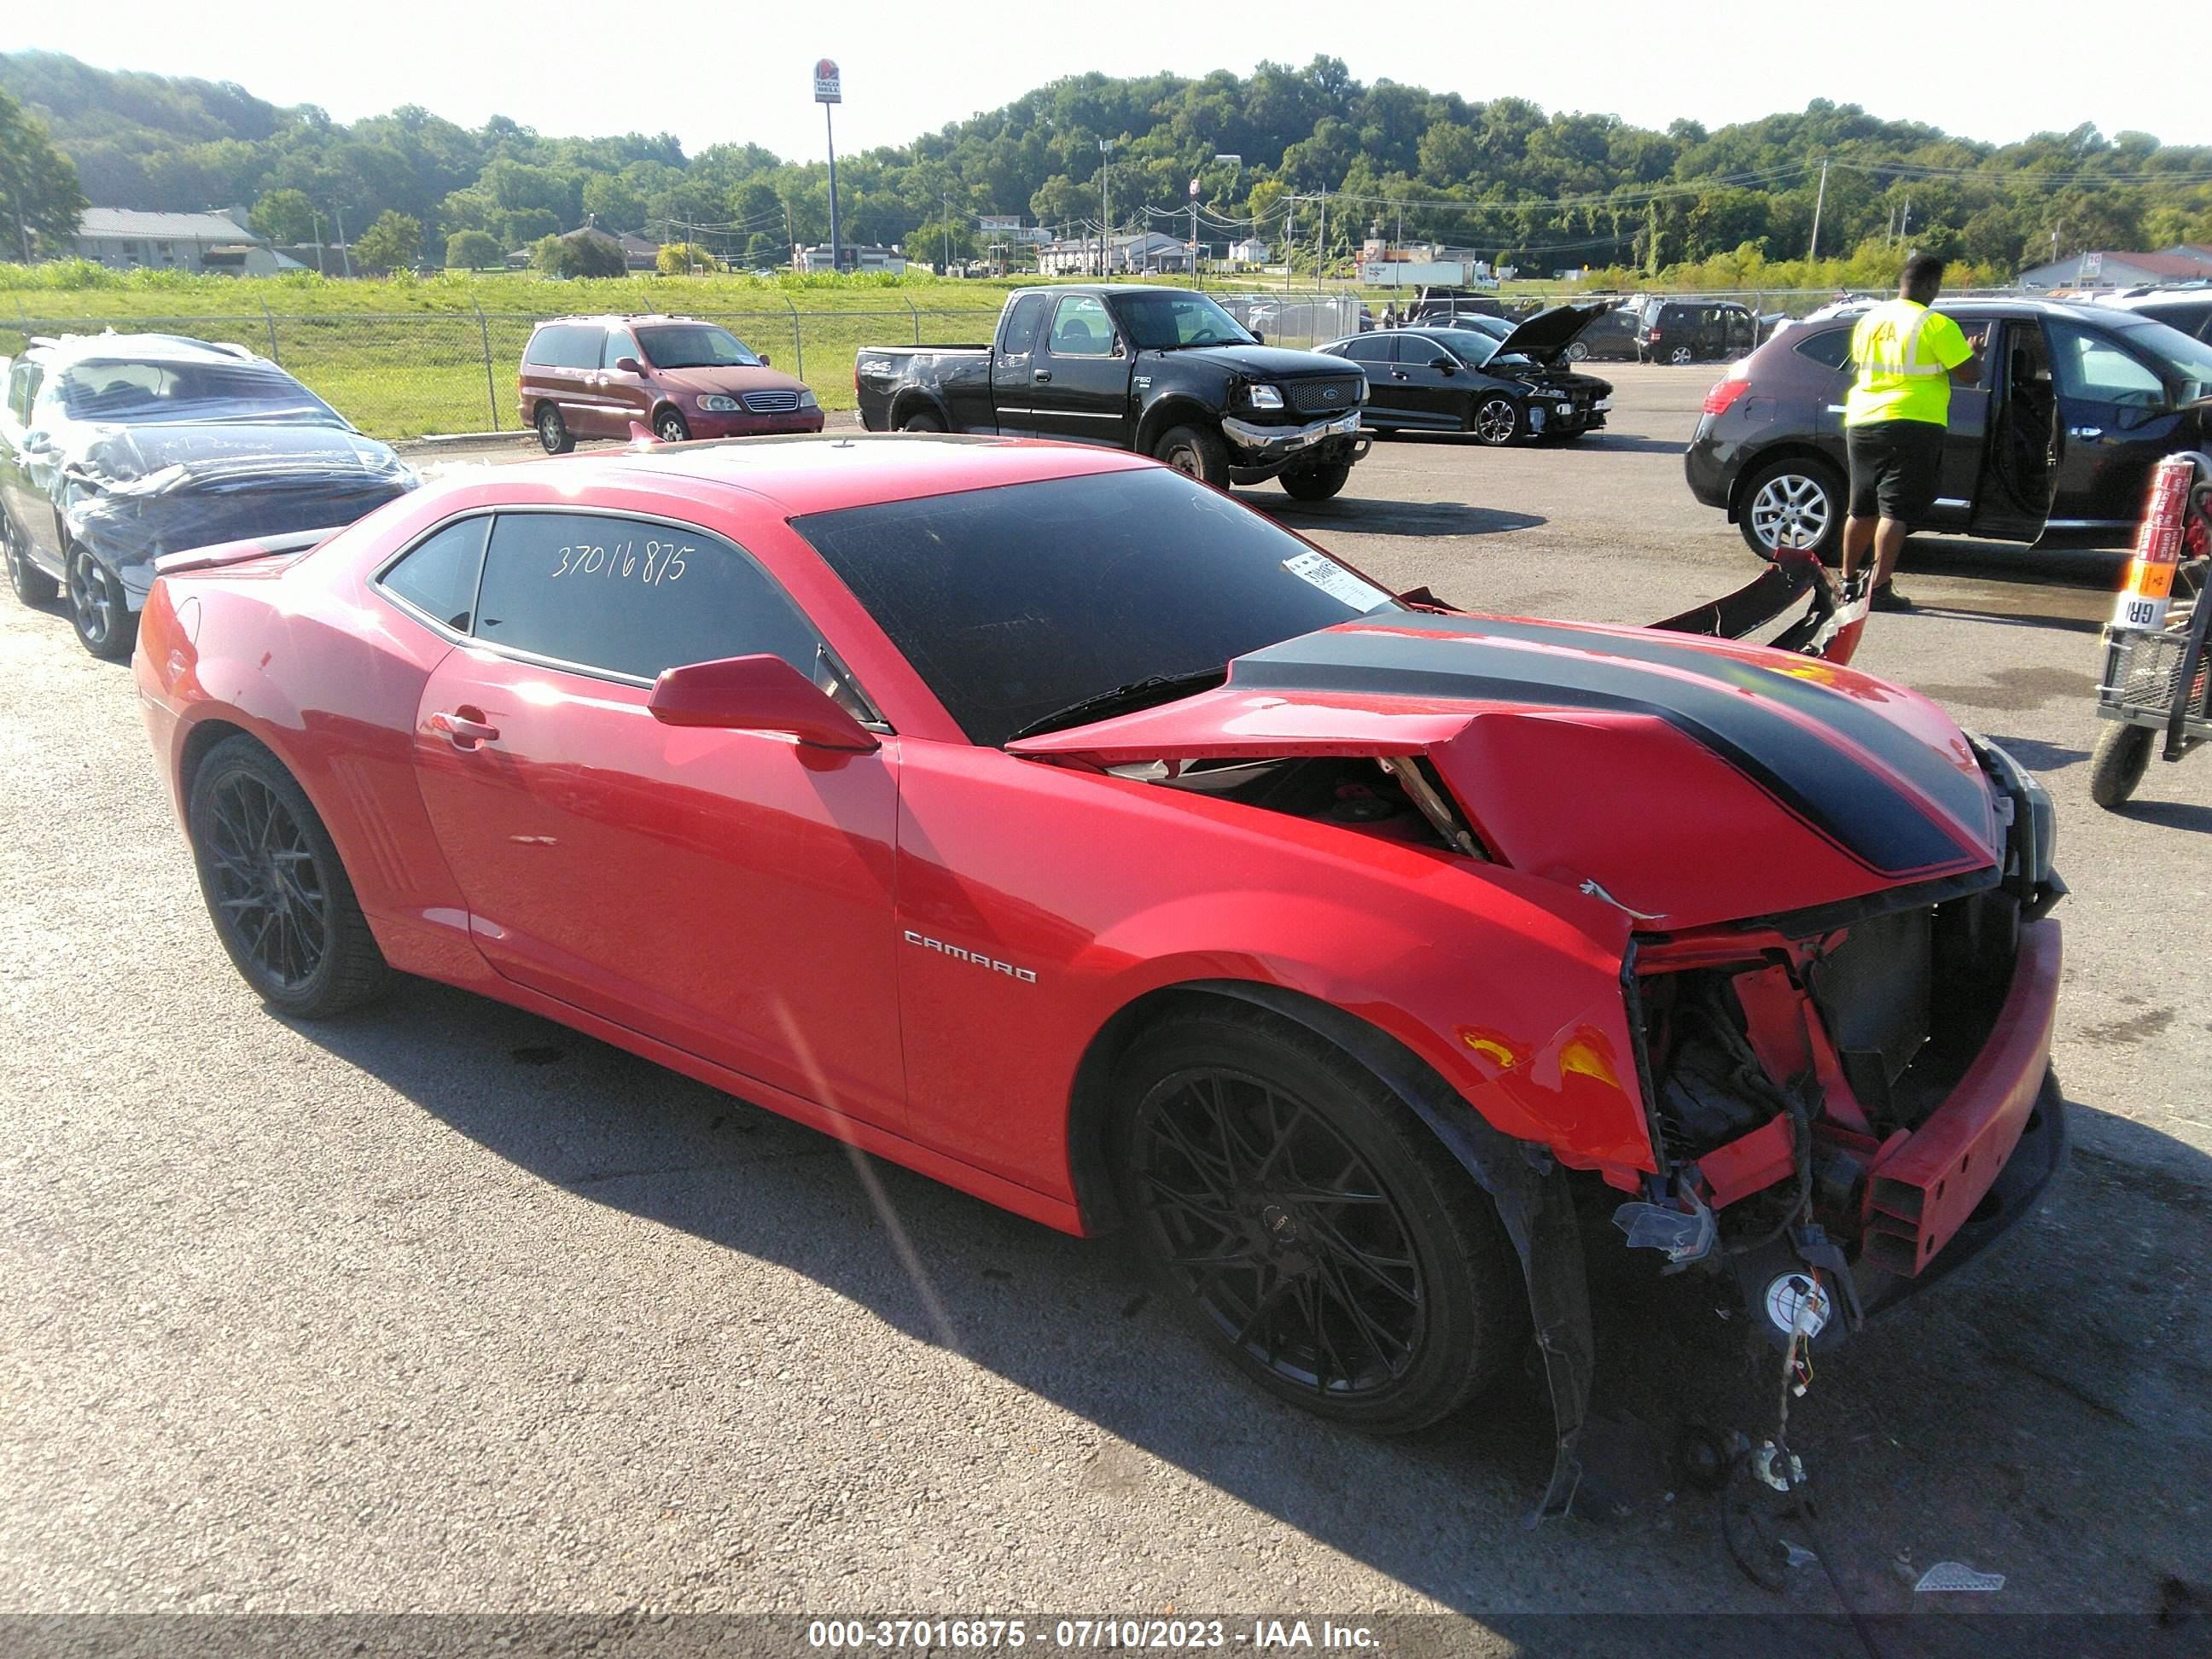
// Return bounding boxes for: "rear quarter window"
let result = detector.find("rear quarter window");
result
[526,325,602,370]
[379,515,491,632]
[1793,329,1854,370]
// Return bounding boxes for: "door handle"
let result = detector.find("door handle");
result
[428,708,500,749]
[1033,369,1051,382]
[2068,425,2103,440]
[1390,370,1410,380]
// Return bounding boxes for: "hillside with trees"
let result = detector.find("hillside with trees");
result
[5,49,2210,279]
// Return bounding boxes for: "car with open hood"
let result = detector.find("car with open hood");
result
[1,332,416,659]
[1319,305,1616,444]
[132,434,2066,1517]
[518,315,824,452]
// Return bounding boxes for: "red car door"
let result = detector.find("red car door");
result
[408,506,905,1129]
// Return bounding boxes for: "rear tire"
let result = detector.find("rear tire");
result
[66,546,136,661]
[1738,455,1845,566]
[2087,723,2153,810]
[1280,462,1352,501]
[899,408,947,433]
[535,404,574,454]
[1155,423,1231,489]
[186,736,392,1018]
[1109,1006,1523,1435]
[3,509,57,605]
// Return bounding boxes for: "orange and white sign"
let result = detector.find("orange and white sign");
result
[2114,454,2195,632]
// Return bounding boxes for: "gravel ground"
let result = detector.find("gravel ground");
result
[2,366,2206,1646]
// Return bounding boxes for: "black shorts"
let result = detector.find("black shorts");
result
[1846,419,1945,521]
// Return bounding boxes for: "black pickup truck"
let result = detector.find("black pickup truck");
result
[854,284,1373,498]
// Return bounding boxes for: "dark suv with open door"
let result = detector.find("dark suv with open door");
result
[1685,298,2212,562]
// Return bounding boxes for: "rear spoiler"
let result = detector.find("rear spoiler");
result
[151,527,338,577]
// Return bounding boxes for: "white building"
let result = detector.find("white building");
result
[1228,239,1272,265]
[1037,232,1191,276]
[978,215,1052,247]
[796,243,908,274]
[68,208,300,273]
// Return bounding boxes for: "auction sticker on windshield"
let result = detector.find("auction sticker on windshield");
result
[1283,550,1391,611]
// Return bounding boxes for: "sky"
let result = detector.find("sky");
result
[7,0,2207,160]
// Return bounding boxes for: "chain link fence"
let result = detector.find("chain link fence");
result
[4,286,2044,441]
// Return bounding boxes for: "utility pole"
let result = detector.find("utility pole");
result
[1900,193,1912,247]
[334,205,352,278]
[311,210,324,277]
[1317,188,1327,297]
[1098,139,1115,276]
[1807,159,1828,263]
[943,192,952,275]
[785,198,795,271]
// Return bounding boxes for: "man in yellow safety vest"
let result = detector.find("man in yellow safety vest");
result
[1842,253,1982,611]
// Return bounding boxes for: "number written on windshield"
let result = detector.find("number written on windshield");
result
[550,538,690,585]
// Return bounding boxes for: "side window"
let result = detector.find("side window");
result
[2046,321,2167,406]
[1047,294,1115,357]
[1794,328,1854,371]
[473,511,824,683]
[602,330,634,368]
[524,328,562,367]
[1949,319,1993,388]
[998,290,1051,356]
[379,515,491,632]
[6,363,39,424]
[1342,335,1396,364]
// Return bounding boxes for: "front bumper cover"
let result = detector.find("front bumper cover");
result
[1222,408,1365,465]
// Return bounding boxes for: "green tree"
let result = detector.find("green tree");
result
[496,207,561,248]
[249,187,321,246]
[352,209,421,272]
[0,84,88,259]
[535,226,626,278]
[655,241,722,274]
[444,228,500,269]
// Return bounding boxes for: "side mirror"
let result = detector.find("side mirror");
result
[1430,356,1456,373]
[1249,329,1265,346]
[614,356,643,375]
[648,654,880,752]
[758,352,771,367]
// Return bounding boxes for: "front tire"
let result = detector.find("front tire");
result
[1280,461,1351,501]
[1472,395,1521,446]
[654,408,691,444]
[2088,723,2153,810]
[535,404,574,454]
[1564,341,1589,363]
[1155,423,1231,489]
[67,546,136,661]
[3,509,57,605]
[1668,346,1695,365]
[186,736,392,1018]
[1738,456,1845,566]
[1110,1007,1523,1435]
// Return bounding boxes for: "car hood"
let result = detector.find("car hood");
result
[1493,302,1615,366]
[1008,612,1999,930]
[59,421,416,561]
[648,364,810,398]
[1154,344,1360,380]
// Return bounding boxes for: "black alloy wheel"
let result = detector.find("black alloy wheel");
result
[67,546,135,660]
[3,509,57,605]
[187,736,391,1017]
[655,408,691,444]
[1472,395,1521,446]
[536,404,574,454]
[1113,1010,1520,1434]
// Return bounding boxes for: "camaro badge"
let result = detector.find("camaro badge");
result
[903,930,1038,983]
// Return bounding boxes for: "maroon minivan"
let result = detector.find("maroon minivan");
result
[519,314,824,451]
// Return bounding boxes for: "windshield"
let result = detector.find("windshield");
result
[54,358,343,428]
[1411,329,1502,369]
[793,468,1399,747]
[1109,292,1256,351]
[634,324,760,369]
[2113,313,2212,402]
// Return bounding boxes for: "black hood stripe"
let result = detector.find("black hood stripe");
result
[1235,615,1991,876]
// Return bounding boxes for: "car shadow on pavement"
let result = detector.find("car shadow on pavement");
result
[2110,798,2212,835]
[284,975,2212,1621]
[1249,498,1545,539]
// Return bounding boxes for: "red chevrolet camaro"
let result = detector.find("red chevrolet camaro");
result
[134,435,2067,1504]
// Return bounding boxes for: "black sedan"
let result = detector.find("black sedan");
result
[1,333,416,658]
[1321,306,1615,445]
[1685,298,2212,560]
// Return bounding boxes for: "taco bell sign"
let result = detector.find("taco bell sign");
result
[813,59,841,104]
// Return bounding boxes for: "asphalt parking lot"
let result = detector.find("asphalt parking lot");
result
[2,364,2206,1645]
